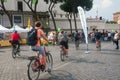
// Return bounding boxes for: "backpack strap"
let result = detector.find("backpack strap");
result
[37,29,43,46]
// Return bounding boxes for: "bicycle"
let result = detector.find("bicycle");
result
[96,40,101,51]
[60,45,68,61]
[27,46,53,80]
[9,40,20,59]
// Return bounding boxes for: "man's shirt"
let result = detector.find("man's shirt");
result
[11,33,20,41]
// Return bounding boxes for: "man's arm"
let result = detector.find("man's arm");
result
[41,34,49,42]
[18,34,22,41]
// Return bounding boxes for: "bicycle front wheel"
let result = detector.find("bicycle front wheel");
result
[12,48,17,59]
[27,59,40,80]
[46,52,53,73]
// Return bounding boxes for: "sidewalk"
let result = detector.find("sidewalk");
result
[0,42,120,80]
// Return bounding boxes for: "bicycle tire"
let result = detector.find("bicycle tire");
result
[46,52,53,73]
[99,42,101,51]
[12,48,17,59]
[60,50,65,61]
[27,59,40,80]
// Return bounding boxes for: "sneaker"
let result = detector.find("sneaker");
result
[66,54,68,57]
[116,47,119,49]
[45,67,51,72]
[66,55,68,57]
[17,53,21,56]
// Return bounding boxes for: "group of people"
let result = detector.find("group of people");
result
[90,28,120,49]
[10,21,48,70]
[10,22,120,72]
[10,21,70,71]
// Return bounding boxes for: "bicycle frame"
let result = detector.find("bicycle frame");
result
[96,40,101,50]
[11,44,20,59]
[27,45,53,80]
[60,45,68,61]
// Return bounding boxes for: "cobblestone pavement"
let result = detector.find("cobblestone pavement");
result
[0,42,120,80]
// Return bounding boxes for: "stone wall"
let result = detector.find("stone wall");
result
[49,18,120,33]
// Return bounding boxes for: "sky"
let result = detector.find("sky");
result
[86,0,120,20]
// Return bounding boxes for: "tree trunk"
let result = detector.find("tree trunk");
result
[5,11,13,27]
[67,14,72,34]
[48,3,57,33]
[73,12,77,31]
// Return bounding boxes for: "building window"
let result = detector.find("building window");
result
[13,15,22,26]
[17,1,23,11]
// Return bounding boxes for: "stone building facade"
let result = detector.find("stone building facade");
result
[0,0,120,32]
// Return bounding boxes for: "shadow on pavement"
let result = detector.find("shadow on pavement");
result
[101,49,120,52]
[39,70,77,80]
[15,55,29,60]
[68,56,105,64]
[75,58,105,64]
[0,50,6,53]
[79,48,120,53]
[100,49,120,55]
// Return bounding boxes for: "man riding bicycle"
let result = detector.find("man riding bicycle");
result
[59,31,69,55]
[31,21,49,70]
[11,30,21,52]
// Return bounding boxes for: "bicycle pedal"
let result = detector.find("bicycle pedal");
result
[32,67,39,72]
[40,65,45,71]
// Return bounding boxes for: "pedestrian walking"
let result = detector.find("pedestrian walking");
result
[113,31,119,49]
[74,31,80,50]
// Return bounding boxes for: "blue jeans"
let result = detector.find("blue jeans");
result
[31,46,44,55]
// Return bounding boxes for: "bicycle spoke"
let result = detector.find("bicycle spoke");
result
[27,59,40,80]
[46,52,53,72]
[60,50,65,61]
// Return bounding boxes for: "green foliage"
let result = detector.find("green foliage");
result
[44,0,63,4]
[106,20,117,24]
[32,0,37,4]
[60,0,93,13]
[44,0,49,4]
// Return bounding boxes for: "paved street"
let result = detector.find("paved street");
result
[0,41,120,80]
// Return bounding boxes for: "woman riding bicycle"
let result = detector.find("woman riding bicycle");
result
[31,21,49,70]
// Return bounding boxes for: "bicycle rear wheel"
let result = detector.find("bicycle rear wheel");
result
[12,48,17,59]
[60,50,65,61]
[27,59,40,80]
[46,52,53,73]
[98,42,101,51]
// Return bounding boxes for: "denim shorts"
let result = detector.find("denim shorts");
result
[31,46,44,55]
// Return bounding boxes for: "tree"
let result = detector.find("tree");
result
[44,0,63,33]
[60,4,73,34]
[0,0,13,27]
[23,0,39,22]
[60,0,93,31]
[106,20,117,24]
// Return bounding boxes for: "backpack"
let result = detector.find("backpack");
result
[75,33,80,40]
[27,28,38,46]
[95,32,101,40]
